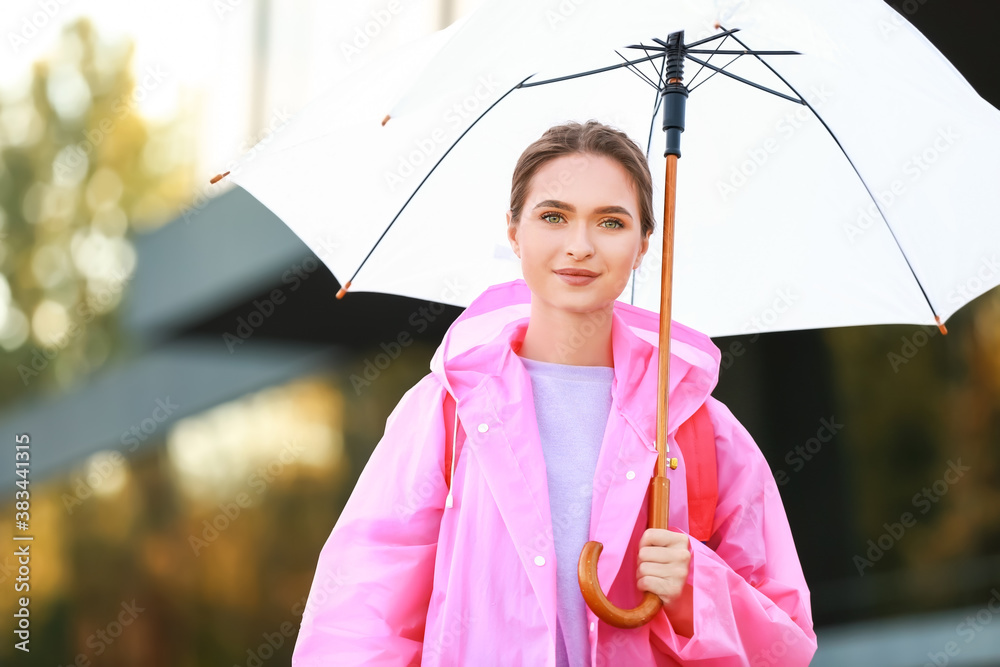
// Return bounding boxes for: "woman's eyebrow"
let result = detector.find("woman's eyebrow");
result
[532,199,633,218]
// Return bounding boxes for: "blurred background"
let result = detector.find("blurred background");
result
[0,1,997,665]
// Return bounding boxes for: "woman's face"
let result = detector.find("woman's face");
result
[507,152,650,316]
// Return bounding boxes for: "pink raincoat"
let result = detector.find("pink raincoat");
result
[293,278,817,666]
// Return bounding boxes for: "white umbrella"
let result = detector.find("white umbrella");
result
[217,0,1000,340]
[211,0,1000,628]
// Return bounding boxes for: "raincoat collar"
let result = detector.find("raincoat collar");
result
[430,278,721,441]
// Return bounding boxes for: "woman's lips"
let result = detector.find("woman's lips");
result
[555,271,598,286]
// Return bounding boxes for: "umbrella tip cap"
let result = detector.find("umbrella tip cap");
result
[381,114,390,126]
[336,281,352,299]
[210,171,230,184]
[935,315,948,335]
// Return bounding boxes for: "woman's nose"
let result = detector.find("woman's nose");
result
[565,221,595,259]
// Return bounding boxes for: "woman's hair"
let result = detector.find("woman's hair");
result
[508,120,655,239]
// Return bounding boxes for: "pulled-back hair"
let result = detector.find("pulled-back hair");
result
[508,120,655,239]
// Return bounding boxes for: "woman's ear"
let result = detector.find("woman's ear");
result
[507,210,520,258]
[633,230,651,269]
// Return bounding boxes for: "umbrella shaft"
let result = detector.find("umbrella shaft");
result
[656,154,678,479]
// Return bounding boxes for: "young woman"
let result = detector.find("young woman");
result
[292,120,817,666]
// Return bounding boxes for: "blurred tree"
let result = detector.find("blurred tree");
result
[0,17,195,406]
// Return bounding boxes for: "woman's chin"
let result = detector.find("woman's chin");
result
[545,289,615,315]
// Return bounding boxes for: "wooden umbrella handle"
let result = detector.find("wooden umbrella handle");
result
[577,475,669,629]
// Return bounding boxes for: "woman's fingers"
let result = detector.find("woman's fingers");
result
[636,528,692,604]
[639,527,689,550]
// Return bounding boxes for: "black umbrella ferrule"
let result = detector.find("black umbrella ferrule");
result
[661,30,688,158]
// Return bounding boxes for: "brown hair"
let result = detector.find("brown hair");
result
[508,120,655,239]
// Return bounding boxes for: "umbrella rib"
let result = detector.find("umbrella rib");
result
[683,28,742,49]
[518,52,663,88]
[686,49,801,55]
[685,32,734,91]
[684,54,804,104]
[615,49,660,90]
[687,54,743,94]
[720,27,945,324]
[634,52,669,306]
[343,74,536,288]
[645,51,668,158]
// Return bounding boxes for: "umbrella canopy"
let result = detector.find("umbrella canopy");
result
[219,0,1000,338]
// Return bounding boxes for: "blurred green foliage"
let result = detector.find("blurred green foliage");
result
[0,17,194,406]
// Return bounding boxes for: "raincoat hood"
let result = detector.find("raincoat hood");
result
[430,278,722,443]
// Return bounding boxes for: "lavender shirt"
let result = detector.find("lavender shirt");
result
[519,355,615,667]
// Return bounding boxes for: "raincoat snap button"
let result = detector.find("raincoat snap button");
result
[534,555,545,566]
[477,423,489,433]
[626,470,635,480]
[590,622,596,632]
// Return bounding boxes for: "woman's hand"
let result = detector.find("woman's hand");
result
[636,527,694,637]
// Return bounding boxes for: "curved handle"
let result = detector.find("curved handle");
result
[578,541,662,628]
[577,476,670,629]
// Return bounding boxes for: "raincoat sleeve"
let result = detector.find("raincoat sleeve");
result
[292,373,449,667]
[650,396,818,666]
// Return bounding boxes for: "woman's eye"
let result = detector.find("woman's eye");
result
[540,213,623,227]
